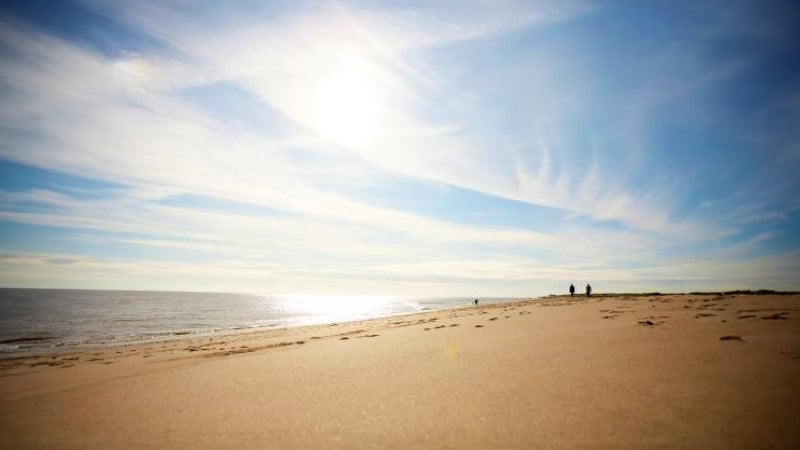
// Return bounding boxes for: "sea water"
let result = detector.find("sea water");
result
[0,289,513,356]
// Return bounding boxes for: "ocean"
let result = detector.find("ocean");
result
[0,289,514,356]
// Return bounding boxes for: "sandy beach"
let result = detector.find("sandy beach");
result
[1,293,799,449]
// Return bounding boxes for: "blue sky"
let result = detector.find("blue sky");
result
[0,0,798,296]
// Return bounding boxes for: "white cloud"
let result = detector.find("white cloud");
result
[0,2,795,293]
[81,0,700,239]
[3,246,796,296]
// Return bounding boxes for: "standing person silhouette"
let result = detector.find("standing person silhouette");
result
[586,284,592,297]
[569,284,575,297]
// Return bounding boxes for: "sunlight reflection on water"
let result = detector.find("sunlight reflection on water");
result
[276,295,401,324]
[0,289,506,355]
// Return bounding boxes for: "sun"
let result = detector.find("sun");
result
[312,66,378,148]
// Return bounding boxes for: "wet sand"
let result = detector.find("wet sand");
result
[1,293,799,449]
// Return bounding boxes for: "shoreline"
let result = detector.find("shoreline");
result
[2,290,795,360]
[0,291,792,363]
[2,292,799,449]
[0,296,536,361]
[0,296,542,364]
[0,292,528,359]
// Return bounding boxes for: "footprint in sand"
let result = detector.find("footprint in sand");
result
[762,312,790,320]
[340,337,349,340]
[489,317,498,321]
[475,325,484,328]
[779,351,800,360]
[737,314,757,319]
[695,313,716,318]
[720,335,745,342]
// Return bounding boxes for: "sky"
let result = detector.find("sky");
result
[0,0,798,297]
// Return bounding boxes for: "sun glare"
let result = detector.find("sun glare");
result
[312,66,378,148]
[280,295,396,324]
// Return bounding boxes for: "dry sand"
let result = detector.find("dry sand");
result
[1,293,799,449]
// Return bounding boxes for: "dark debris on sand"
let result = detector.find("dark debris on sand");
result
[762,312,790,320]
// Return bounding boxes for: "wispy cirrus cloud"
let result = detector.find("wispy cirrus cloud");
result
[0,0,797,294]
[0,2,719,236]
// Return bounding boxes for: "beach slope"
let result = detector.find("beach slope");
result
[1,293,799,449]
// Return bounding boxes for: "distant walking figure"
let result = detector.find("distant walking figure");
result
[586,284,592,297]
[569,284,575,297]
[474,299,479,306]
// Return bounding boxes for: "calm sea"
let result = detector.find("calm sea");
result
[0,289,513,356]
